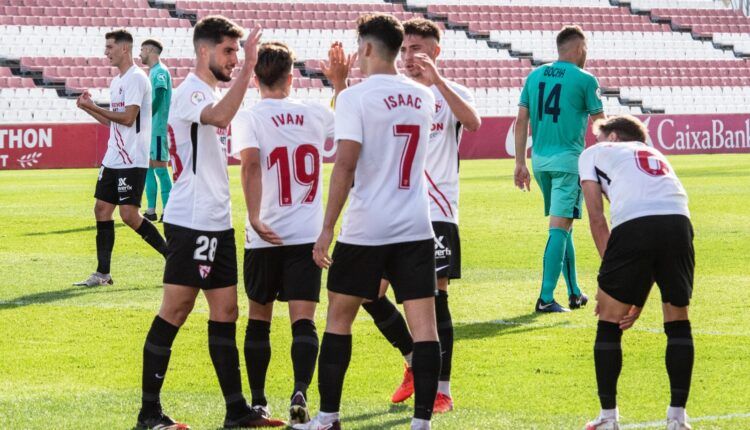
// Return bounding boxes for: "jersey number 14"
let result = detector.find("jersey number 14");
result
[537,82,562,123]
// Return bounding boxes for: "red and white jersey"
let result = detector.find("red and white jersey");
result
[163,73,232,231]
[102,65,151,169]
[425,80,474,224]
[579,141,690,228]
[231,98,334,249]
[335,74,435,246]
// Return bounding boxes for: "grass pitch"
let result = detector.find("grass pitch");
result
[1,155,749,429]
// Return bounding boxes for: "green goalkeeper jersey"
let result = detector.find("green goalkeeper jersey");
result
[149,62,172,146]
[519,61,603,174]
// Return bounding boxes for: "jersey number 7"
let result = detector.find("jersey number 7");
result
[394,124,421,189]
[268,145,320,207]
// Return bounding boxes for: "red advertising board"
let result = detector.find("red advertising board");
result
[1,114,748,170]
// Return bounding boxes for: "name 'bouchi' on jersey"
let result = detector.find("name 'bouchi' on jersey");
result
[425,80,474,225]
[163,73,232,231]
[578,141,690,228]
[231,98,335,249]
[102,65,151,169]
[335,74,436,246]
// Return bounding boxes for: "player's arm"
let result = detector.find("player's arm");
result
[84,103,140,127]
[581,180,609,258]
[77,95,110,127]
[590,112,606,122]
[513,106,531,191]
[239,148,282,245]
[312,139,360,269]
[151,87,167,116]
[321,42,355,108]
[200,25,262,128]
[434,81,481,132]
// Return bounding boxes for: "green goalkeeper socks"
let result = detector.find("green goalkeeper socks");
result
[540,227,569,303]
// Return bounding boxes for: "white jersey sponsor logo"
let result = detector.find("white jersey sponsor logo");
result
[102,65,151,169]
[231,98,335,249]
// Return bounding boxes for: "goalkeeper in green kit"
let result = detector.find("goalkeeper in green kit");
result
[139,38,173,221]
[514,25,605,313]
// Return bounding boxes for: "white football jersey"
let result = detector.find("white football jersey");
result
[102,65,151,169]
[335,74,435,246]
[232,98,335,249]
[579,141,690,228]
[425,80,474,224]
[163,73,232,231]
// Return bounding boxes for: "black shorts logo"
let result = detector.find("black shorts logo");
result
[194,235,218,279]
[117,177,133,194]
[434,235,452,259]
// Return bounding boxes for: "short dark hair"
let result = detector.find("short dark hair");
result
[141,38,163,54]
[556,25,586,48]
[593,115,649,143]
[357,13,404,60]
[403,18,441,43]
[105,29,133,44]
[193,15,244,47]
[255,42,296,88]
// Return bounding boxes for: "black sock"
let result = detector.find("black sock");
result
[412,341,441,420]
[318,332,352,413]
[244,319,271,406]
[208,320,246,417]
[136,218,168,257]
[362,296,414,357]
[96,220,115,274]
[291,319,319,399]
[435,290,453,381]
[141,316,179,412]
[594,320,623,410]
[665,320,694,407]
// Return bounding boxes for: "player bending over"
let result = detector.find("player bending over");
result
[581,115,695,430]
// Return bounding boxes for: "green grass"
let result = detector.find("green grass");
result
[1,155,749,429]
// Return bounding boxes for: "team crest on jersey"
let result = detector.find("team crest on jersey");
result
[435,99,444,113]
[198,264,212,279]
[118,87,123,95]
[191,91,206,105]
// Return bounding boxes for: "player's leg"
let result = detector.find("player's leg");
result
[295,243,383,430]
[76,167,118,286]
[586,219,654,430]
[558,173,586,309]
[144,159,158,221]
[282,244,322,425]
[390,240,440,430]
[137,283,198,430]
[362,278,415,403]
[117,168,167,256]
[152,141,173,219]
[655,215,695,430]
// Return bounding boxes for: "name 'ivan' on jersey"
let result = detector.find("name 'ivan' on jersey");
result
[102,65,151,169]
[425,80,474,224]
[335,74,436,246]
[163,73,232,231]
[231,98,335,249]
[578,141,690,228]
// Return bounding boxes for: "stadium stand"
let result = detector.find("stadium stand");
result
[0,0,748,123]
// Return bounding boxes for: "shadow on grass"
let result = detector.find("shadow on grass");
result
[0,285,140,310]
[455,311,567,340]
[23,223,127,237]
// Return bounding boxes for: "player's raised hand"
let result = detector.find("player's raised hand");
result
[241,24,263,73]
[411,53,443,86]
[321,42,355,87]
[313,228,334,269]
[514,163,531,191]
[77,90,94,110]
[250,218,282,245]
[618,305,642,330]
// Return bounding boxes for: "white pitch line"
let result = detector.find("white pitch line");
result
[621,412,750,429]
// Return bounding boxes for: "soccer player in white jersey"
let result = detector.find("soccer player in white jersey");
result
[74,29,168,287]
[231,41,348,426]
[579,116,695,430]
[135,17,285,430]
[360,17,482,413]
[295,14,439,430]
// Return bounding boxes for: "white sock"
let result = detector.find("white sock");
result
[404,352,413,368]
[318,411,339,424]
[145,208,156,215]
[667,406,687,423]
[600,408,619,421]
[437,380,451,397]
[410,417,431,430]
